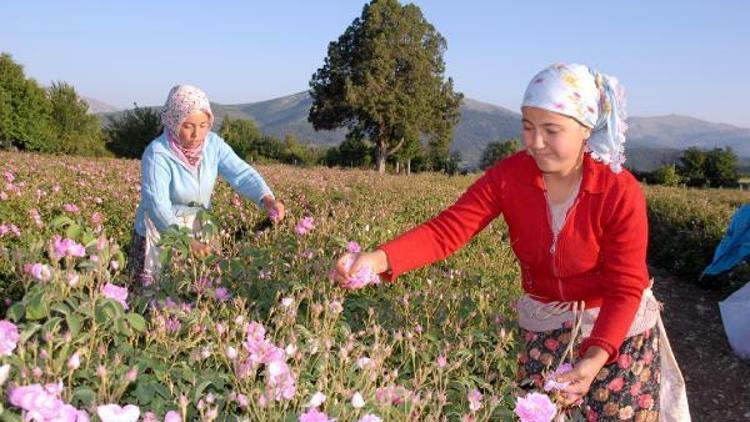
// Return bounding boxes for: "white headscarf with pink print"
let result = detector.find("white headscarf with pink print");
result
[522,64,628,173]
[161,85,214,172]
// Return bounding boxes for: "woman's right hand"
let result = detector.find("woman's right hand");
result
[333,250,389,288]
[190,239,212,259]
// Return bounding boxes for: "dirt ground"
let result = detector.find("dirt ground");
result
[652,267,750,421]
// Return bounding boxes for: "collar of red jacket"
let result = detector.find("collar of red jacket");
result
[522,152,607,194]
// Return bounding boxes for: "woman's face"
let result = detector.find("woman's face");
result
[522,106,591,176]
[178,111,211,147]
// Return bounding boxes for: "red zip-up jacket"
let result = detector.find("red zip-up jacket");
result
[379,151,650,361]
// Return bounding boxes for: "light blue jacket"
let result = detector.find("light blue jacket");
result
[134,132,273,236]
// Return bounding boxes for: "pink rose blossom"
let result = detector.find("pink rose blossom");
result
[514,392,557,422]
[346,241,361,253]
[0,320,20,356]
[298,408,333,422]
[164,410,182,422]
[295,216,315,235]
[96,404,140,422]
[543,363,573,392]
[30,263,53,282]
[468,388,483,412]
[63,203,80,214]
[101,283,129,310]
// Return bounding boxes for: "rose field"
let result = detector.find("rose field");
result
[0,150,748,421]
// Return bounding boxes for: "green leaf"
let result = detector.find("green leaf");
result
[125,313,146,333]
[41,316,63,335]
[19,324,41,344]
[115,318,132,337]
[71,387,96,407]
[66,314,82,337]
[50,303,71,317]
[25,292,48,320]
[194,380,213,402]
[50,215,75,230]
[133,382,156,405]
[6,303,24,322]
[65,224,82,240]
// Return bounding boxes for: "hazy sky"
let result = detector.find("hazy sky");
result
[2,0,748,126]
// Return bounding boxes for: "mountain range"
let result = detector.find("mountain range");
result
[91,92,750,171]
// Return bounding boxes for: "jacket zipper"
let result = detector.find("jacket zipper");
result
[544,188,583,301]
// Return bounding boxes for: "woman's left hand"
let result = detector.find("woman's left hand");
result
[556,346,609,406]
[262,195,285,223]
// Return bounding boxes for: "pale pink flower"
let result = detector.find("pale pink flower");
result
[90,212,104,225]
[514,392,557,422]
[29,208,43,228]
[346,241,361,253]
[339,255,380,290]
[543,363,573,392]
[164,410,182,422]
[0,320,20,356]
[295,216,315,235]
[226,346,238,360]
[63,203,80,214]
[468,388,483,412]
[30,263,53,282]
[436,355,447,368]
[351,391,365,408]
[7,383,86,421]
[53,237,87,259]
[305,391,326,408]
[298,408,333,422]
[96,404,140,422]
[67,352,81,370]
[358,416,382,422]
[0,223,20,238]
[101,283,129,310]
[213,287,231,302]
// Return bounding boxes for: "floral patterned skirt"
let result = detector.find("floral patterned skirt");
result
[517,324,661,421]
[125,231,150,287]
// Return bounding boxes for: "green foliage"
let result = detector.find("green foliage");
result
[652,164,682,187]
[677,146,739,188]
[0,53,55,151]
[104,104,162,159]
[479,139,520,170]
[47,82,109,156]
[218,115,263,161]
[308,0,463,173]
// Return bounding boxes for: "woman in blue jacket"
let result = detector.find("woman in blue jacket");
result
[127,85,284,285]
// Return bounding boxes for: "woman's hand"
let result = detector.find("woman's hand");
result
[333,250,389,288]
[190,239,212,260]
[262,195,285,223]
[556,346,609,406]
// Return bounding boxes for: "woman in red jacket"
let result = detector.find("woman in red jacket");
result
[334,64,689,421]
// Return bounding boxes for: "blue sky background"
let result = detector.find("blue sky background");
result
[2,0,748,126]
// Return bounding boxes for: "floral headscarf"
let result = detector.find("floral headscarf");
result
[161,85,214,172]
[522,63,628,173]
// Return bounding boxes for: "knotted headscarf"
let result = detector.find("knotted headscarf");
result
[522,63,628,173]
[161,85,214,172]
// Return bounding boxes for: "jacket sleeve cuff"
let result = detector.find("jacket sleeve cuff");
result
[579,336,618,365]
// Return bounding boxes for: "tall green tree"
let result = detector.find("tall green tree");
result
[104,105,162,159]
[653,164,682,187]
[677,147,708,187]
[0,53,55,151]
[704,147,739,188]
[219,115,263,161]
[308,0,463,174]
[479,139,520,170]
[48,82,108,156]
